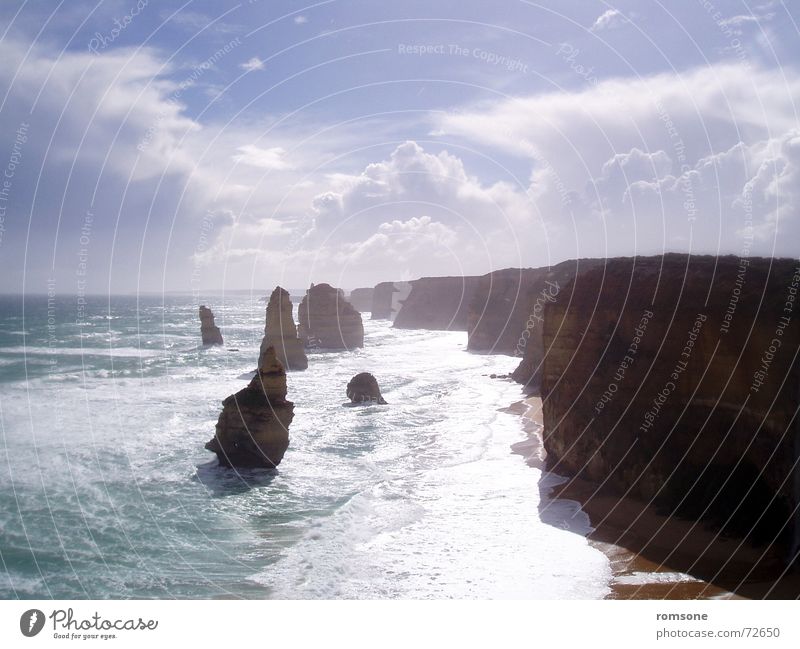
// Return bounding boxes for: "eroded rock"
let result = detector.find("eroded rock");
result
[199,305,223,346]
[346,372,387,405]
[205,346,294,468]
[298,283,364,349]
[259,286,308,371]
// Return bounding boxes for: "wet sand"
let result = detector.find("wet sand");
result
[507,395,800,600]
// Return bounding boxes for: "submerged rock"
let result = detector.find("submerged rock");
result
[205,346,294,468]
[259,286,308,371]
[298,283,364,349]
[346,372,387,405]
[199,305,223,346]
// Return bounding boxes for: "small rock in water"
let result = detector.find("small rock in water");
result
[346,372,387,405]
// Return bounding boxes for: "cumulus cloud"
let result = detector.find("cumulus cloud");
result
[435,63,800,258]
[590,9,626,32]
[311,140,529,228]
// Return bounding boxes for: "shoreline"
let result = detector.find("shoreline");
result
[507,395,743,600]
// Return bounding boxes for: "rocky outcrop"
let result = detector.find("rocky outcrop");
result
[346,372,387,405]
[205,346,294,468]
[541,254,800,568]
[467,268,541,354]
[371,281,412,320]
[393,276,481,330]
[298,283,364,349]
[259,287,307,371]
[483,259,603,390]
[348,288,374,312]
[199,305,223,346]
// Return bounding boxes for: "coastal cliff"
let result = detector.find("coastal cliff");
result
[371,281,411,320]
[259,286,307,371]
[393,276,481,330]
[541,254,800,572]
[501,259,603,389]
[467,268,542,354]
[298,283,364,349]
[464,260,602,390]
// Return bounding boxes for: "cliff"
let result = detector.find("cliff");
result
[371,281,412,320]
[205,346,294,468]
[499,259,603,389]
[298,283,364,349]
[392,276,481,330]
[199,305,223,346]
[541,254,800,571]
[348,288,374,312]
[259,286,307,371]
[467,268,541,354]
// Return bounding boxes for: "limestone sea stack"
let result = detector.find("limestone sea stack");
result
[346,372,387,405]
[298,283,364,349]
[348,287,374,312]
[371,281,412,320]
[205,346,294,468]
[199,305,223,346]
[541,254,800,571]
[259,286,308,371]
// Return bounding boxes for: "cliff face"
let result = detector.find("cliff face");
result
[392,276,481,330]
[298,283,364,349]
[463,261,602,390]
[206,346,294,468]
[371,281,411,320]
[199,305,223,346]
[259,286,307,371]
[501,259,604,389]
[467,268,542,354]
[348,288,374,312]
[541,254,800,567]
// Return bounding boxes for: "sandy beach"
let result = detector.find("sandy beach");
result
[508,395,800,599]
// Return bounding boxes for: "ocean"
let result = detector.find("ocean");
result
[0,294,611,599]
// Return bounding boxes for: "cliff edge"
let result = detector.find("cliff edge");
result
[541,254,800,573]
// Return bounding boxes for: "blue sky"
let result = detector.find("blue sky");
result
[0,0,798,293]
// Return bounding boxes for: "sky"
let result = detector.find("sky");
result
[0,0,798,293]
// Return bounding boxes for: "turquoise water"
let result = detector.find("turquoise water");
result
[0,294,610,599]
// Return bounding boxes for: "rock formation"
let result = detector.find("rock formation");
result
[346,372,388,405]
[467,268,539,354]
[298,283,364,349]
[371,281,412,320]
[464,258,603,390]
[199,305,223,346]
[541,254,800,570]
[205,346,294,468]
[347,287,374,312]
[392,276,481,330]
[259,286,307,371]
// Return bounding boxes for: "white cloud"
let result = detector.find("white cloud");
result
[239,57,265,72]
[233,145,293,170]
[294,15,308,25]
[590,9,626,32]
[435,63,800,258]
